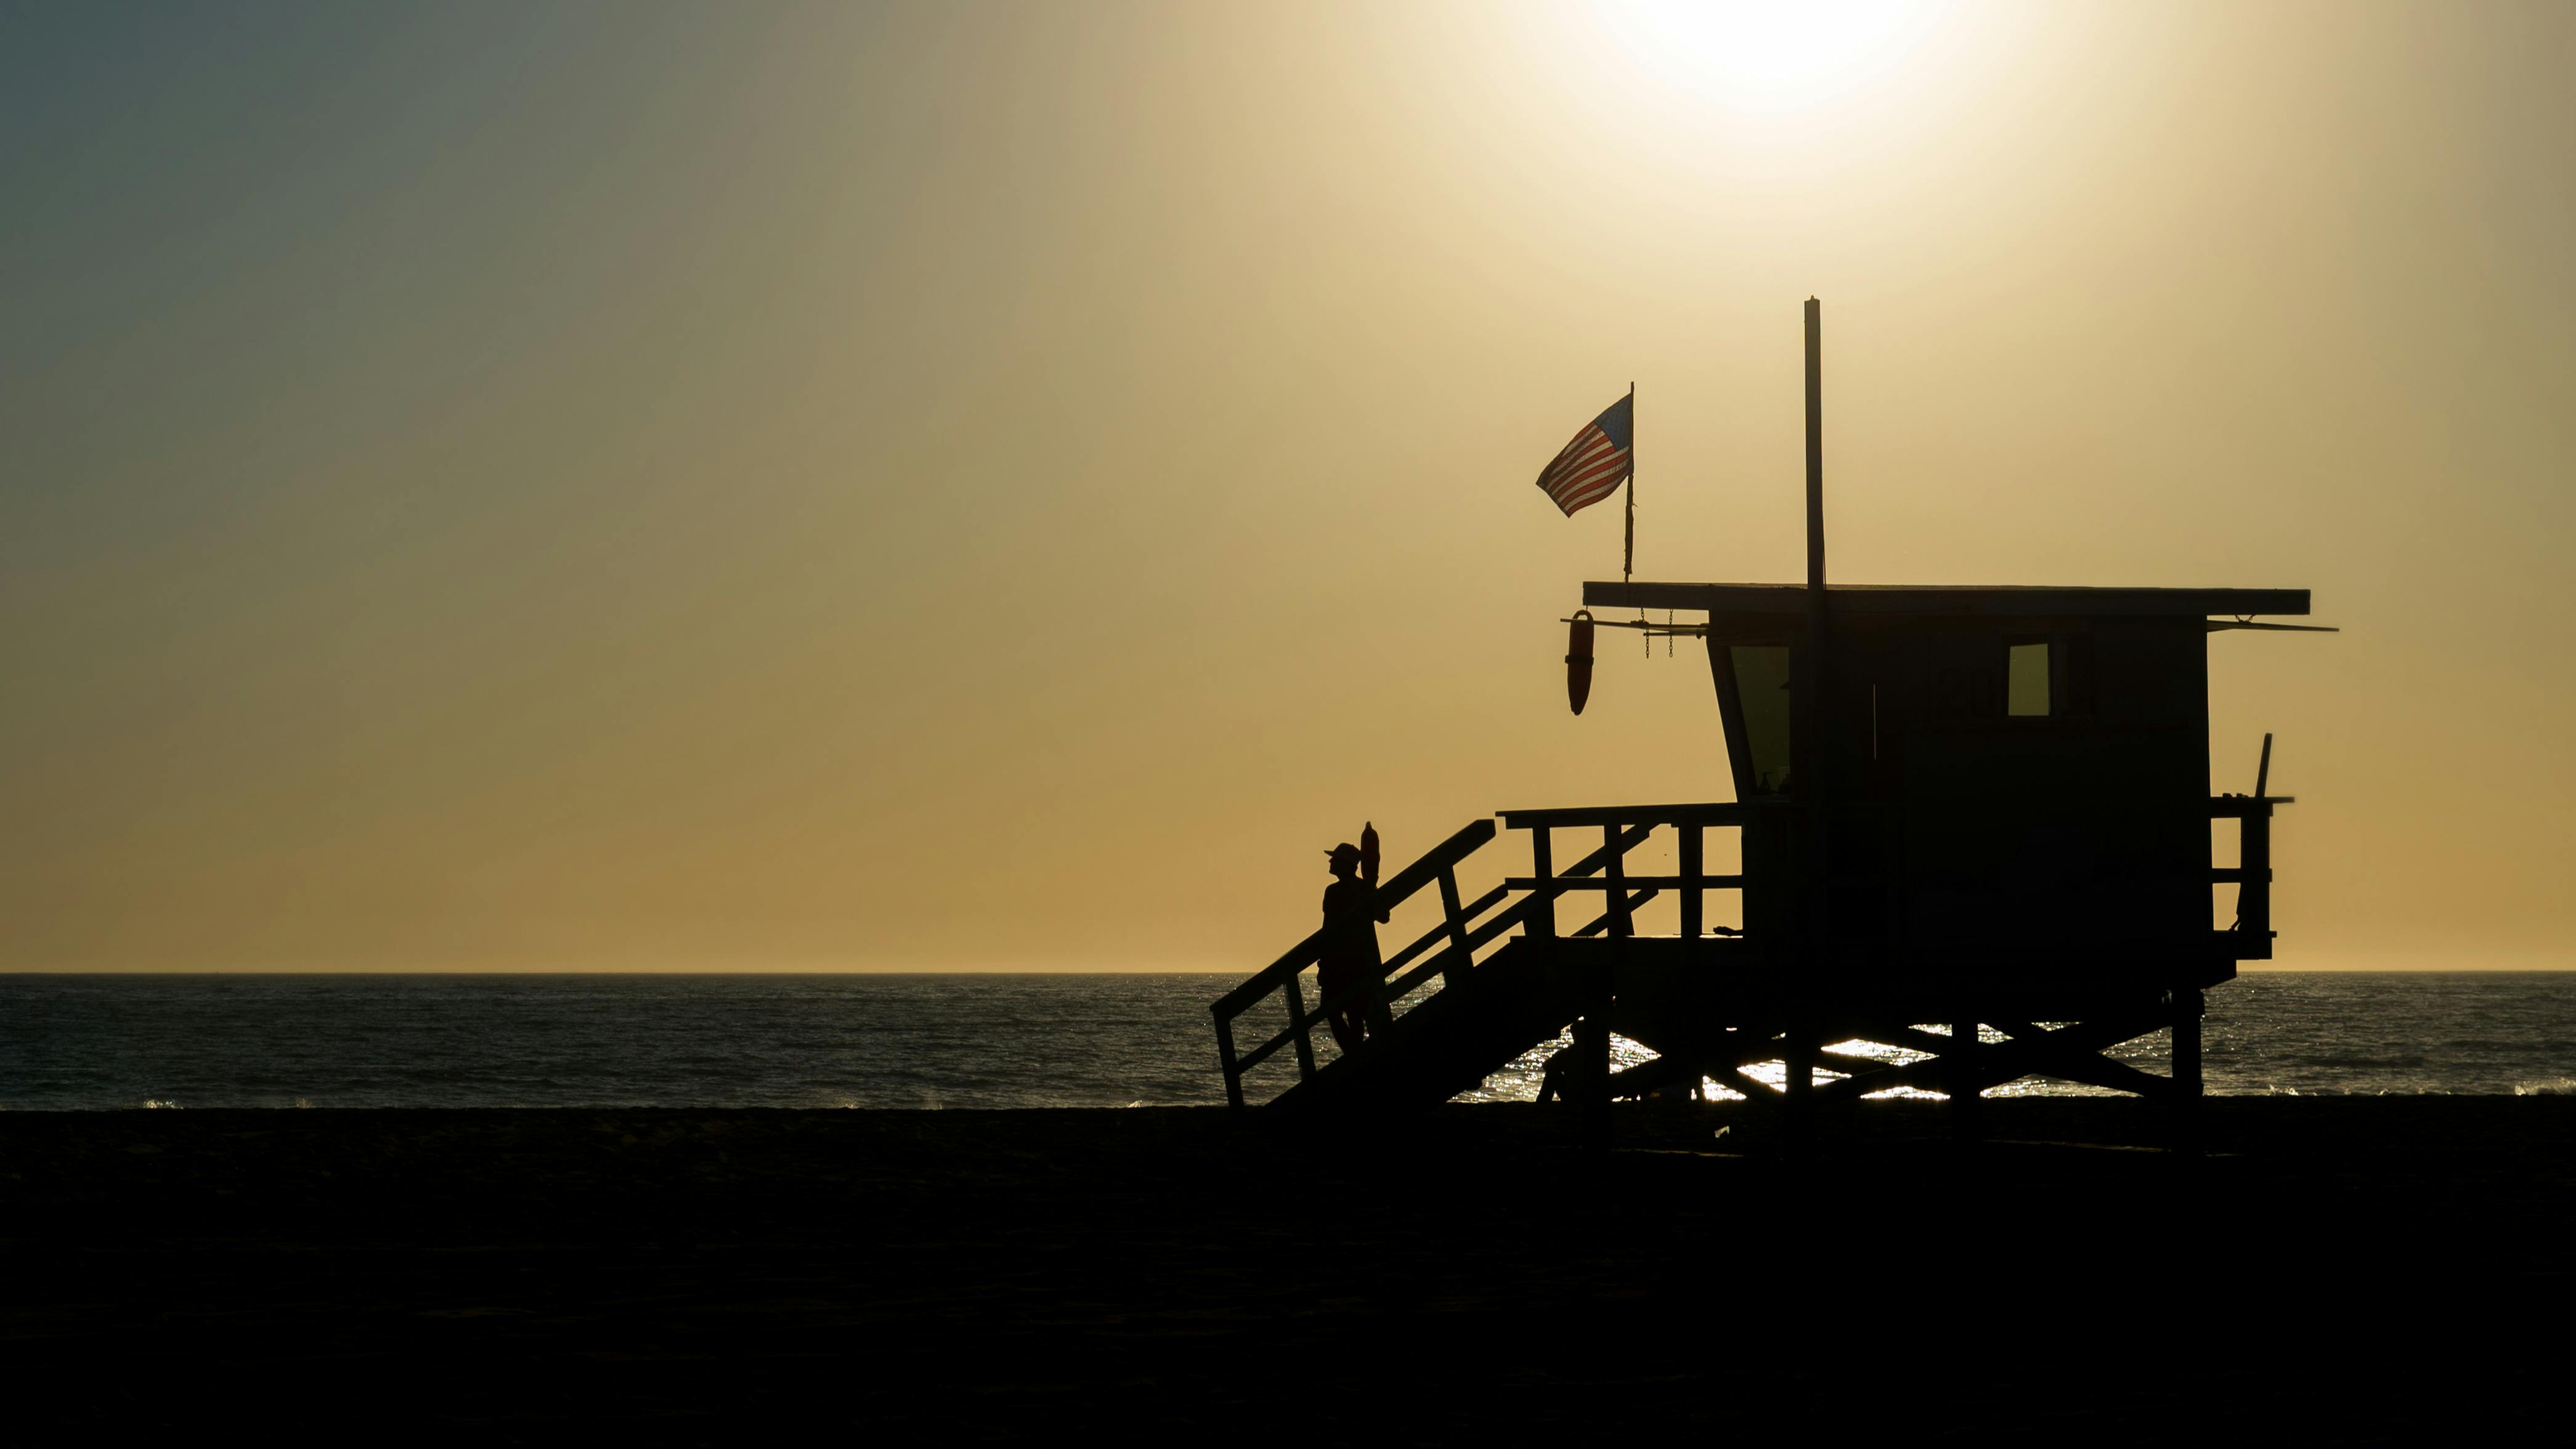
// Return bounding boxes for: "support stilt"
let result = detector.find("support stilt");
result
[1579,960,1612,1147]
[1949,1013,1983,1142]
[2169,987,2204,1152]
[1782,1017,1815,1149]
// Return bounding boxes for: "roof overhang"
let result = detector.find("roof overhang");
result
[1582,582,2310,619]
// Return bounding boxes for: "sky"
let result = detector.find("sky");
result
[4,1,2571,972]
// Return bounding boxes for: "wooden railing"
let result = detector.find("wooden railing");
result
[1497,802,1760,944]
[1516,798,2291,961]
[2210,793,2290,959]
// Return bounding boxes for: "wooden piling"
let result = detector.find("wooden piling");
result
[1782,1017,1815,1145]
[1949,1013,1982,1142]
[1579,967,1612,1147]
[1678,824,1704,938]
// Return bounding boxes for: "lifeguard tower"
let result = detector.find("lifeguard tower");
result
[1210,302,2314,1127]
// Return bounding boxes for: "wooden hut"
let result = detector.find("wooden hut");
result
[1209,305,2312,1128]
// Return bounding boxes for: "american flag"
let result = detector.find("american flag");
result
[1533,392,1634,516]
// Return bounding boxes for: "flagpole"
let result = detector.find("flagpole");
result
[1622,380,1636,589]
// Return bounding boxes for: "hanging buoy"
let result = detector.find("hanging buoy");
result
[1566,610,1595,715]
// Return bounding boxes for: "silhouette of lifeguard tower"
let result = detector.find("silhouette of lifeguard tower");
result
[1211,302,2316,1129]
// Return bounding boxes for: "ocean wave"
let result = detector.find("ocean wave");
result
[2511,1078,2576,1097]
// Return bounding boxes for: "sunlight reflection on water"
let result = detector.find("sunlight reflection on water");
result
[1457,1029,1958,1103]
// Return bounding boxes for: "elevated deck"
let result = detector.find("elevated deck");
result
[1211,798,2288,1118]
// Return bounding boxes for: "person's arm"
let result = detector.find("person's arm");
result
[1362,824,1387,921]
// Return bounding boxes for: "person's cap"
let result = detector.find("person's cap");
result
[1326,842,1362,865]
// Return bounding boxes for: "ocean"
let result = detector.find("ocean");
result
[2,972,2571,1111]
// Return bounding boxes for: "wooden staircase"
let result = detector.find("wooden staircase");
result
[1209,811,1716,1116]
[1258,936,1579,1114]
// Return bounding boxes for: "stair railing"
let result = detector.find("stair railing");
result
[1209,817,1668,1113]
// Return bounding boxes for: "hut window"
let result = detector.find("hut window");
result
[2007,639,2052,716]
[1728,645,1795,794]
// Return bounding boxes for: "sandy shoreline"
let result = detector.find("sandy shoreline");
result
[7,1098,2567,1437]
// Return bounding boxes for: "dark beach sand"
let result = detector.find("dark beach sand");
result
[6,1098,2567,1440]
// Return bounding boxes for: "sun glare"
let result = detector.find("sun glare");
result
[1598,0,1939,115]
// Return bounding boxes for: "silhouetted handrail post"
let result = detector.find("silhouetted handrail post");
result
[1527,826,1556,940]
[1216,1015,1244,1111]
[1436,866,1473,988]
[1283,972,1316,1081]
[1581,824,1604,1141]
[1363,943,1395,1041]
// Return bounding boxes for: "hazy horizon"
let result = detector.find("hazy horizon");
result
[8,1,2574,974]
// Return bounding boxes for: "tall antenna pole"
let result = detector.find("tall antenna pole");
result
[1787,297,1829,1138]
[1798,298,1829,805]
[1804,302,1825,599]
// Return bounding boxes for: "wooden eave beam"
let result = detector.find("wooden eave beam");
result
[1583,582,2311,619]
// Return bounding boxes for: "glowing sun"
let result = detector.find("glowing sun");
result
[1599,0,1939,115]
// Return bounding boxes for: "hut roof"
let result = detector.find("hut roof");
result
[1583,582,2309,619]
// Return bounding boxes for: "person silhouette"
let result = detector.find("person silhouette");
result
[1318,837,1387,1050]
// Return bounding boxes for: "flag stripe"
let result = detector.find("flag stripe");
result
[1556,446,1615,480]
[1555,450,1627,491]
[1554,480,1623,513]
[1556,473,1625,507]
[1544,447,1628,506]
